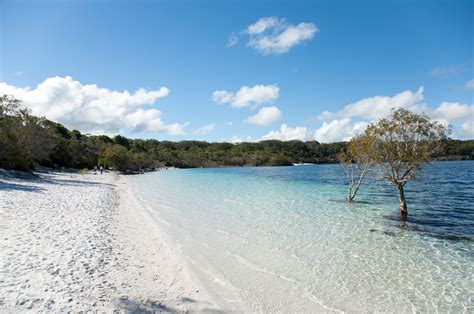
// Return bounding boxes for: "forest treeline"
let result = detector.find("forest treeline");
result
[1,95,473,172]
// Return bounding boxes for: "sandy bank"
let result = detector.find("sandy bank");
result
[0,170,221,312]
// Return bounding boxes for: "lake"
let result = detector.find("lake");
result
[126,161,474,312]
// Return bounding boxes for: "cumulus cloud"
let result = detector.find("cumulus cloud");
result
[262,124,310,141]
[245,106,283,126]
[305,87,426,142]
[313,119,369,143]
[259,87,472,143]
[123,108,187,135]
[460,121,474,137]
[0,76,187,135]
[261,120,368,143]
[432,102,474,124]
[246,17,280,34]
[194,123,215,135]
[228,17,318,55]
[212,84,279,108]
[212,90,234,104]
[465,79,474,90]
[317,110,333,121]
[228,135,255,144]
[314,88,473,142]
[337,86,426,120]
[431,102,474,138]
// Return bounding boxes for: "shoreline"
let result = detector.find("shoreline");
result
[3,165,472,312]
[112,174,227,312]
[0,170,223,312]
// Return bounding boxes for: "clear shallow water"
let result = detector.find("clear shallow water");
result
[126,161,474,312]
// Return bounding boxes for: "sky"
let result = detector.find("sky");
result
[0,0,473,143]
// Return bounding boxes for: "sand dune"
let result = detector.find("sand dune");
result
[0,170,221,312]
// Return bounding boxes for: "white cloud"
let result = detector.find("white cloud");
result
[251,26,316,55]
[313,119,369,143]
[244,17,318,55]
[0,76,187,135]
[431,102,474,138]
[315,87,473,142]
[212,84,279,108]
[246,17,279,35]
[212,90,233,104]
[226,33,239,48]
[432,102,474,124]
[245,106,283,126]
[261,120,367,144]
[337,86,426,120]
[123,108,187,135]
[262,124,310,141]
[464,79,474,90]
[460,120,474,138]
[307,87,427,142]
[317,110,332,121]
[228,135,255,144]
[194,123,215,135]
[258,88,473,143]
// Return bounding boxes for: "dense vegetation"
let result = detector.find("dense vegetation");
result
[1,95,473,172]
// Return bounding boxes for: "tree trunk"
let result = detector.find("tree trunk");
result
[347,185,354,202]
[396,183,408,218]
[346,166,367,203]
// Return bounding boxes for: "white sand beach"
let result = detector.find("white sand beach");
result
[0,170,222,312]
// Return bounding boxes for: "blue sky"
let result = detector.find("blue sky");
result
[1,0,472,142]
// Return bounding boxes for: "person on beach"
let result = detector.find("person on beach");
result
[100,165,104,175]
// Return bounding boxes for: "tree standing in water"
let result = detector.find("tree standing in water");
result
[361,108,448,218]
[339,133,376,202]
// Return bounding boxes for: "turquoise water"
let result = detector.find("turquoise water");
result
[126,161,474,312]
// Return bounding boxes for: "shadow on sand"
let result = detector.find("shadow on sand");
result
[115,296,226,313]
[42,177,115,187]
[0,180,45,192]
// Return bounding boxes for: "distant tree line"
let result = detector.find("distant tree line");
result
[1,95,473,173]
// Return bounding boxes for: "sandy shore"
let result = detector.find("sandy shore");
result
[0,170,221,312]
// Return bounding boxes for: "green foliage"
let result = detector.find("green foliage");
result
[352,108,450,215]
[437,139,474,160]
[99,145,156,172]
[339,133,377,202]
[0,96,472,173]
[100,145,132,172]
[114,135,130,149]
[365,108,449,184]
[0,95,56,170]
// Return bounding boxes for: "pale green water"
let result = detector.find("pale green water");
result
[126,161,474,312]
